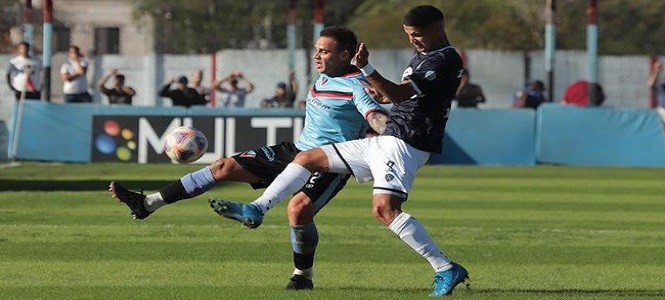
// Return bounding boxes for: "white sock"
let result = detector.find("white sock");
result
[293,267,313,280]
[144,192,166,212]
[251,163,311,213]
[389,212,452,272]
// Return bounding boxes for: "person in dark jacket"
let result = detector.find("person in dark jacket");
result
[159,76,207,108]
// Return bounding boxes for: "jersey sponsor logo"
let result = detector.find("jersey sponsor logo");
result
[309,97,332,110]
[402,67,413,81]
[239,150,256,158]
[424,70,436,81]
[260,147,276,161]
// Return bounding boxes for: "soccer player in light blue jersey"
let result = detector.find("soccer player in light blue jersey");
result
[109,26,387,290]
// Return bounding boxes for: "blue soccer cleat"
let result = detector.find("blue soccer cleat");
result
[209,198,264,229]
[430,262,470,297]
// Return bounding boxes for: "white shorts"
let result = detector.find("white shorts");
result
[320,135,431,198]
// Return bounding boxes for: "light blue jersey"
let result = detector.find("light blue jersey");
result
[296,71,384,151]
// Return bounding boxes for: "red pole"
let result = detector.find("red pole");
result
[309,0,324,86]
[24,1,32,27]
[649,56,658,108]
[211,52,217,107]
[288,0,296,23]
[23,0,34,53]
[313,0,324,42]
[586,0,600,106]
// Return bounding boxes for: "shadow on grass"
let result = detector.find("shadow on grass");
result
[474,288,665,297]
[0,180,174,191]
[331,286,665,297]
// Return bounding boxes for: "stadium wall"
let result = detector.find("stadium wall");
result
[430,108,537,166]
[3,102,664,167]
[536,104,665,167]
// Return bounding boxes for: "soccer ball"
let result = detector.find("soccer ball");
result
[163,126,208,163]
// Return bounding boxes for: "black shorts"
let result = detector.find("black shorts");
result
[232,142,350,211]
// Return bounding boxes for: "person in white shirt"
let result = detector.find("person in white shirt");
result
[216,72,254,108]
[60,45,91,103]
[6,42,42,101]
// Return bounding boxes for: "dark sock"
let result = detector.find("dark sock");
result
[293,251,315,270]
[159,180,190,204]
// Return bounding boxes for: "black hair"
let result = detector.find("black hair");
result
[532,80,545,90]
[18,41,30,48]
[403,5,444,28]
[69,45,81,54]
[115,74,125,82]
[319,26,358,53]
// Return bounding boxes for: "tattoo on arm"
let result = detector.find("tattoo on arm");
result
[367,111,388,135]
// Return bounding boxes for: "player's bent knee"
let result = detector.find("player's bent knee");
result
[288,196,315,225]
[210,158,234,181]
[372,201,402,226]
[293,149,327,171]
[372,205,390,224]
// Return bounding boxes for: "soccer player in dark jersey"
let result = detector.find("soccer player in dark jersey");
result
[212,5,469,297]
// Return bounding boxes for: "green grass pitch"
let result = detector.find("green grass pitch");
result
[1,163,664,299]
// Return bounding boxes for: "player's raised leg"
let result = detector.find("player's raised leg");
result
[210,148,331,228]
[110,157,261,220]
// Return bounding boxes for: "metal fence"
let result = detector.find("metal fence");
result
[1,49,661,123]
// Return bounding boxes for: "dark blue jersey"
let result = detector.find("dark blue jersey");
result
[384,46,463,153]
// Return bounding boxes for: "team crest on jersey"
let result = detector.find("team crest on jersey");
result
[424,70,436,81]
[239,150,256,158]
[384,160,396,182]
[385,173,395,182]
[402,67,413,81]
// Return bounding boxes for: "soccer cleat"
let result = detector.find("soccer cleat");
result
[285,275,314,290]
[429,262,470,297]
[208,198,264,229]
[108,181,152,220]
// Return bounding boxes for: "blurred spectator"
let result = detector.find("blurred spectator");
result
[260,70,299,108]
[6,42,42,101]
[97,69,136,105]
[159,76,207,108]
[513,80,546,109]
[297,100,307,110]
[216,72,254,108]
[189,69,211,103]
[562,80,605,107]
[60,45,92,103]
[454,69,486,108]
[647,60,664,108]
